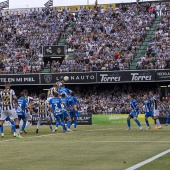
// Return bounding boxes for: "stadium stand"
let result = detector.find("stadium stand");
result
[0,1,169,73]
[136,2,170,70]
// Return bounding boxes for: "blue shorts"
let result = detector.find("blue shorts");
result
[18,114,26,121]
[70,111,79,118]
[63,112,70,119]
[55,114,64,121]
[6,116,11,121]
[145,111,153,118]
[129,111,139,118]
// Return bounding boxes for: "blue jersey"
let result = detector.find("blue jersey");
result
[60,97,69,112]
[143,99,152,112]
[68,96,79,112]
[68,96,79,106]
[130,99,139,113]
[49,97,63,115]
[16,97,27,115]
[58,88,70,97]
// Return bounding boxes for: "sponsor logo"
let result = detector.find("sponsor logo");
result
[131,72,152,81]
[44,75,52,83]
[100,73,121,82]
[157,72,170,76]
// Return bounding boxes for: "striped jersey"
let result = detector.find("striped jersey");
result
[0,88,16,111]
[48,87,57,97]
[143,98,152,112]
[151,95,159,110]
[37,99,47,117]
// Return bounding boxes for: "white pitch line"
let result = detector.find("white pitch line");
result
[125,149,170,170]
[0,128,115,143]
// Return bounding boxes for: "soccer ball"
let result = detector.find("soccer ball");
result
[63,76,69,81]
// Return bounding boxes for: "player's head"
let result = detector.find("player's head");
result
[5,81,11,89]
[20,91,25,97]
[60,77,65,83]
[23,89,28,96]
[143,94,148,100]
[127,94,133,100]
[149,91,154,97]
[60,83,65,89]
[39,93,46,100]
[61,93,66,98]
[53,91,59,97]
[70,91,75,96]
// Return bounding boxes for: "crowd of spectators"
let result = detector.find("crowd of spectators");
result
[62,2,157,72]
[0,8,74,74]
[136,2,170,70]
[0,2,169,74]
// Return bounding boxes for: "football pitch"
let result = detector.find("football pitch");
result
[0,114,170,170]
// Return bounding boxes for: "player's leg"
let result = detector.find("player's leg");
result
[165,113,170,126]
[133,114,142,130]
[154,110,161,129]
[145,112,151,129]
[73,116,78,131]
[46,115,53,132]
[0,111,9,137]
[126,114,132,130]
[9,120,17,137]
[36,117,41,133]
[20,118,27,134]
[0,120,5,137]
[64,112,71,131]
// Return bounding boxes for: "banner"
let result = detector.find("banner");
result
[0,69,169,86]
[97,70,155,83]
[156,70,170,81]
[43,45,66,57]
[32,114,92,125]
[41,72,96,84]
[0,74,39,85]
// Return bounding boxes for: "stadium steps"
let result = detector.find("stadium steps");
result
[130,17,161,70]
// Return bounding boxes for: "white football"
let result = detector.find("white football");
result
[63,76,69,81]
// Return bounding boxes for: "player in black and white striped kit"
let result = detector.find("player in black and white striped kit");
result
[149,92,165,129]
[36,93,53,133]
[0,82,23,138]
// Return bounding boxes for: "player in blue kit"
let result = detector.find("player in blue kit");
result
[127,94,143,130]
[68,92,80,131]
[58,84,72,97]
[48,92,67,133]
[16,92,28,134]
[53,93,72,132]
[143,94,154,129]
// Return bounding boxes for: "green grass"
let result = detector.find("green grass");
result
[0,115,169,170]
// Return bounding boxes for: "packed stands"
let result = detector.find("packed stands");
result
[136,2,170,70]
[0,1,169,73]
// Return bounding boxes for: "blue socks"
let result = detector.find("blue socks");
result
[11,121,16,133]
[22,121,26,131]
[56,121,59,128]
[145,119,150,127]
[74,119,77,129]
[67,120,71,129]
[127,120,130,128]
[135,119,141,127]
[1,125,4,133]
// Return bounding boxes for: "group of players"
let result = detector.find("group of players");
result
[0,77,80,138]
[127,91,165,130]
